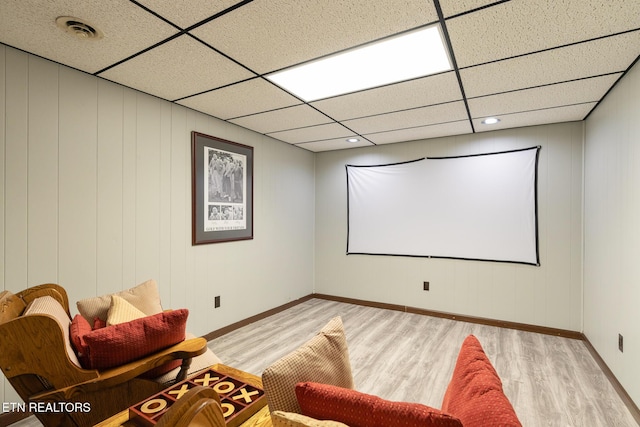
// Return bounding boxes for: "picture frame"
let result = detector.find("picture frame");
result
[191,131,253,245]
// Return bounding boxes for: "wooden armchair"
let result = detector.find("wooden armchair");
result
[0,284,208,427]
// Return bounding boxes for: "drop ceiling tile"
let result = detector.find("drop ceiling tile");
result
[468,73,622,118]
[228,105,332,134]
[267,123,353,145]
[448,0,640,67]
[99,35,255,101]
[177,78,301,120]
[135,0,239,29]
[311,72,462,121]
[364,120,472,145]
[190,0,438,74]
[343,101,468,135]
[460,31,640,98]
[474,103,597,132]
[0,0,178,74]
[439,0,501,18]
[297,138,374,152]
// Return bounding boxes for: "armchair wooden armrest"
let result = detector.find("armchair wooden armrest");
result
[31,337,208,403]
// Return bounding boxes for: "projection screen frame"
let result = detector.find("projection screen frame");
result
[345,146,541,266]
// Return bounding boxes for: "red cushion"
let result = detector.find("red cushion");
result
[82,309,188,370]
[441,335,522,427]
[70,314,92,367]
[296,382,462,427]
[93,317,106,330]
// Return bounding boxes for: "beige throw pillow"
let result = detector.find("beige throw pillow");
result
[76,279,162,323]
[271,411,349,427]
[106,295,146,326]
[262,316,354,414]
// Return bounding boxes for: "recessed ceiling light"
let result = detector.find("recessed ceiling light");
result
[266,25,451,102]
[482,117,500,125]
[56,16,103,40]
[346,138,360,143]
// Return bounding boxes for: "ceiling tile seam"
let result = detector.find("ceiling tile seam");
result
[220,75,378,146]
[182,0,255,33]
[294,139,375,148]
[276,128,376,147]
[361,119,471,137]
[583,52,640,121]
[302,104,378,146]
[128,0,183,32]
[172,76,263,103]
[472,101,598,120]
[223,76,462,126]
[465,71,626,101]
[445,0,512,20]
[225,101,307,122]
[336,99,465,123]
[266,123,376,147]
[261,120,347,136]
[260,118,336,134]
[457,27,640,72]
[185,32,261,77]
[283,132,374,146]
[93,1,259,77]
[257,98,466,140]
[93,31,184,76]
[433,0,475,133]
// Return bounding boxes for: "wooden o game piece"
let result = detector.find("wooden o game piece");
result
[140,398,167,414]
[221,402,235,418]
[213,381,235,394]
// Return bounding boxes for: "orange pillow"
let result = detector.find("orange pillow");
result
[441,335,522,427]
[82,309,188,370]
[296,382,462,427]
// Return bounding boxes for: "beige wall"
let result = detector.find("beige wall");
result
[0,46,315,403]
[584,59,640,406]
[315,122,584,331]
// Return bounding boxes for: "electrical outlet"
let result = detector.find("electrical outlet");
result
[619,334,623,352]
[214,296,221,308]
[423,281,430,291]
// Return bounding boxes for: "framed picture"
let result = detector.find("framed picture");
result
[191,131,253,245]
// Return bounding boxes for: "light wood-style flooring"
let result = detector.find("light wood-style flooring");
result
[11,298,638,426]
[208,298,638,427]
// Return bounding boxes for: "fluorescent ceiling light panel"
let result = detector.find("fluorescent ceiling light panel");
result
[267,25,451,102]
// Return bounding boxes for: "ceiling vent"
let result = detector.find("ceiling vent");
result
[56,16,103,40]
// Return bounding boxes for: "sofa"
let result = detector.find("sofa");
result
[261,317,521,427]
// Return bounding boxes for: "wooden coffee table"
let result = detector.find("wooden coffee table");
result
[95,364,272,427]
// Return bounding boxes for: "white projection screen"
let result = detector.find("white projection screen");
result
[346,147,540,265]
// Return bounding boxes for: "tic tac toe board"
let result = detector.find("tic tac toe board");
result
[129,367,266,427]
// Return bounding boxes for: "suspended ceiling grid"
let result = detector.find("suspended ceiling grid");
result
[0,0,638,152]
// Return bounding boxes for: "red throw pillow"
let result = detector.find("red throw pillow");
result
[82,309,188,370]
[296,382,462,427]
[70,314,93,367]
[441,335,522,427]
[93,317,106,330]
